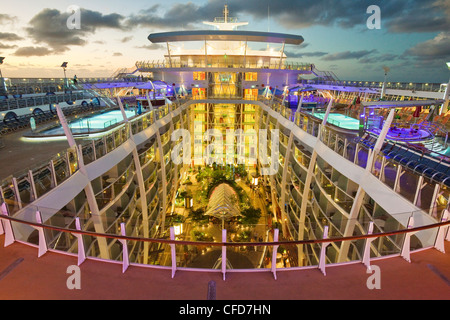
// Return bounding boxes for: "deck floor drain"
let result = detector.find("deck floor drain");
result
[0,258,24,281]
[207,280,216,300]
[427,264,450,286]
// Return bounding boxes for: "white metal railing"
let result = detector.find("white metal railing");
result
[136,60,313,71]
[0,203,448,279]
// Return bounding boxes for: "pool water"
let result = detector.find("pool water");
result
[40,110,136,136]
[310,113,360,131]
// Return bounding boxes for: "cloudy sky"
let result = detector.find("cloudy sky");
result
[0,0,449,83]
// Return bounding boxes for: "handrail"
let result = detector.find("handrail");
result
[1,212,448,247]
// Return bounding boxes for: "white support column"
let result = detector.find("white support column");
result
[118,96,150,262]
[401,216,416,263]
[119,222,129,273]
[429,184,441,217]
[72,217,86,266]
[146,92,153,109]
[34,210,48,258]
[319,226,330,276]
[240,39,247,68]
[56,104,76,148]
[221,229,227,281]
[379,156,387,182]
[413,176,425,207]
[366,109,395,170]
[28,170,37,201]
[156,130,168,232]
[167,42,173,68]
[295,94,304,113]
[393,165,404,193]
[280,132,294,235]
[279,42,285,69]
[441,78,450,115]
[12,178,22,210]
[49,160,58,188]
[362,222,375,268]
[297,151,318,262]
[204,40,208,68]
[1,203,15,247]
[56,104,109,259]
[170,227,177,278]
[434,210,449,253]
[271,228,279,280]
[320,98,334,126]
[281,87,287,106]
[343,138,349,159]
[354,144,361,165]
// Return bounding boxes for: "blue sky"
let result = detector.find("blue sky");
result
[0,0,449,83]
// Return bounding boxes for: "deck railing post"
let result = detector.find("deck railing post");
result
[362,222,375,268]
[34,210,48,258]
[71,217,86,266]
[401,216,415,263]
[170,227,177,278]
[434,210,449,253]
[119,222,129,273]
[271,228,279,280]
[319,226,330,276]
[221,229,227,281]
[0,203,15,246]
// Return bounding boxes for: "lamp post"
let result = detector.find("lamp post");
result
[0,57,6,94]
[380,66,389,100]
[61,62,68,91]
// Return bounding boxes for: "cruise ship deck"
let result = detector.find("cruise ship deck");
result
[0,5,449,301]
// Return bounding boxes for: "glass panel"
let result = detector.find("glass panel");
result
[81,143,95,165]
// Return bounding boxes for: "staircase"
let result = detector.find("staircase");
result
[111,67,139,79]
[311,66,340,83]
[68,83,118,108]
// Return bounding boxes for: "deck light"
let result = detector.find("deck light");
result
[61,62,68,90]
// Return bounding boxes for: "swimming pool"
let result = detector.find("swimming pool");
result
[310,112,360,131]
[29,109,136,137]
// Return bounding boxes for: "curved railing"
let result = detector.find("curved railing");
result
[0,205,448,279]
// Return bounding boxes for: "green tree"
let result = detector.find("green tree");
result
[239,207,262,225]
[188,208,208,224]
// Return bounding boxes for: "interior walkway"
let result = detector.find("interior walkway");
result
[0,235,449,300]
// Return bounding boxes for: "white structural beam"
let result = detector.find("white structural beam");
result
[56,104,110,260]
